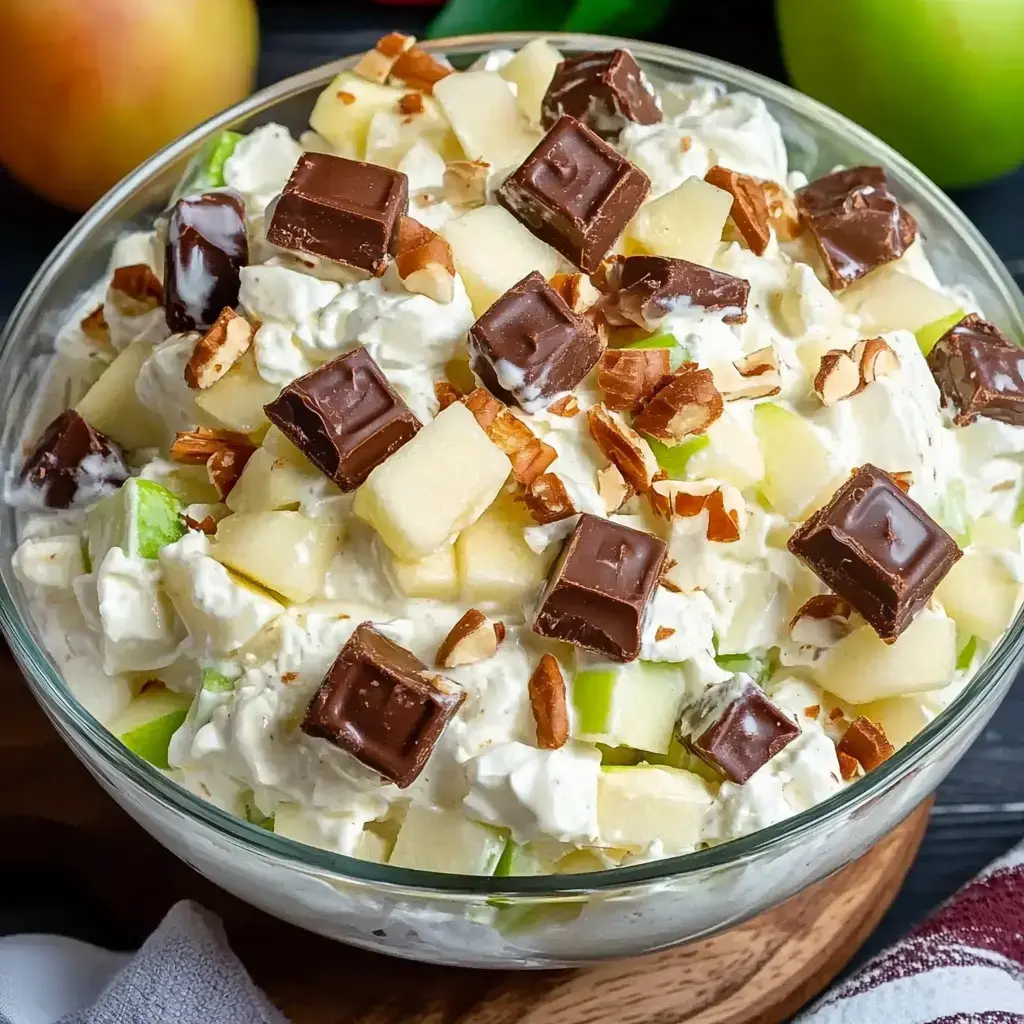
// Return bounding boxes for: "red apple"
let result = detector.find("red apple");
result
[0,0,259,211]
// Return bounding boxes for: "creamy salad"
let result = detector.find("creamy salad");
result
[9,36,1024,878]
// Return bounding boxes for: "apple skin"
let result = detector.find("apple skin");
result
[777,0,1024,187]
[0,0,258,211]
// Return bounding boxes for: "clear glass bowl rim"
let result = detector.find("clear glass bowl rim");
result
[2,31,1023,901]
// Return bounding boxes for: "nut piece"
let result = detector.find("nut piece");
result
[597,348,671,412]
[436,608,500,668]
[184,308,255,390]
[837,716,894,773]
[650,479,744,541]
[170,428,255,464]
[442,160,490,209]
[547,394,580,418]
[705,165,771,256]
[80,305,110,346]
[463,387,503,431]
[549,272,601,315]
[523,472,576,525]
[394,216,456,304]
[633,366,724,442]
[184,513,218,535]
[108,264,164,316]
[597,464,632,513]
[761,180,801,242]
[718,346,783,401]
[837,750,860,781]
[587,404,659,493]
[813,349,862,406]
[434,380,461,411]
[390,46,452,94]
[488,411,557,486]
[889,470,913,494]
[528,653,569,750]
[207,445,254,499]
[352,31,416,84]
[398,93,424,116]
[852,337,900,384]
[789,594,855,648]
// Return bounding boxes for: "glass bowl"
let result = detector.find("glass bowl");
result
[1,33,1022,969]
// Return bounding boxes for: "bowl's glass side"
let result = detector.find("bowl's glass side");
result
[0,36,1021,956]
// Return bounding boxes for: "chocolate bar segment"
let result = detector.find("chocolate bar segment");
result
[264,346,420,491]
[788,464,961,642]
[927,313,1024,427]
[795,167,917,291]
[596,255,749,329]
[20,409,127,509]
[677,676,798,784]
[498,115,650,273]
[302,622,465,788]
[267,153,408,275]
[541,49,662,139]
[533,513,667,661]
[165,191,248,333]
[468,271,602,410]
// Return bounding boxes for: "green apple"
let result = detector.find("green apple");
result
[777,0,1024,187]
[936,550,1022,642]
[956,634,978,672]
[171,130,242,201]
[388,805,508,874]
[645,434,710,479]
[572,661,687,755]
[201,667,236,693]
[87,478,185,567]
[108,687,191,770]
[714,650,774,686]
[624,332,688,370]
[242,794,274,831]
[915,309,965,357]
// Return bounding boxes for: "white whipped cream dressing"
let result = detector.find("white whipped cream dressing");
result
[12,50,1020,870]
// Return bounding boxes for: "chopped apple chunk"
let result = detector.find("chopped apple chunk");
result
[626,176,732,265]
[388,805,506,874]
[936,550,1022,643]
[499,39,563,125]
[392,544,460,601]
[194,350,279,435]
[839,267,961,335]
[310,72,418,157]
[109,687,191,770]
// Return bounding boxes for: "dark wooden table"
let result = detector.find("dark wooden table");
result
[1,0,1023,987]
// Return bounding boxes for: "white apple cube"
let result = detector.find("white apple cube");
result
[392,544,460,601]
[857,695,940,749]
[970,515,1020,553]
[160,533,285,656]
[752,403,841,520]
[13,535,85,588]
[354,402,511,561]
[626,176,732,265]
[194,350,280,435]
[364,106,460,169]
[108,687,192,770]
[839,267,961,334]
[433,71,541,171]
[598,765,712,854]
[499,39,563,125]
[388,804,507,874]
[455,492,553,604]
[815,611,956,704]
[76,342,166,450]
[572,661,687,755]
[310,72,415,157]
[686,409,765,491]
[225,446,337,514]
[211,511,343,603]
[936,550,1022,643]
[442,205,561,315]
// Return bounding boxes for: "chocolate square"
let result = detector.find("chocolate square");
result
[927,313,1024,427]
[788,464,961,642]
[541,49,662,139]
[266,153,408,275]
[533,513,667,661]
[468,271,603,410]
[264,346,420,491]
[497,115,650,274]
[596,255,749,329]
[795,167,917,291]
[20,409,127,509]
[678,677,798,784]
[302,623,465,788]
[165,191,248,333]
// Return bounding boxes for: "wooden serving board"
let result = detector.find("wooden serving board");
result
[0,653,929,1023]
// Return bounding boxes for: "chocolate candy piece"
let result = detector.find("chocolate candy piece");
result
[20,409,127,509]
[498,115,650,274]
[468,271,603,410]
[677,676,798,784]
[302,622,465,788]
[266,152,409,275]
[795,167,917,291]
[264,346,420,492]
[534,513,667,661]
[541,49,662,139]
[788,464,961,642]
[927,313,1024,427]
[165,191,248,333]
[596,255,749,329]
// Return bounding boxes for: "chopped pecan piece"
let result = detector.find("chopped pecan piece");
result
[436,609,500,668]
[529,654,569,750]
[207,445,254,499]
[390,47,452,93]
[434,380,461,411]
[596,464,632,513]
[108,264,164,316]
[352,31,416,84]
[597,348,672,412]
[549,272,601,314]
[633,366,723,442]
[184,308,254,390]
[587,404,659,493]
[547,394,580,418]
[463,387,503,431]
[80,306,110,346]
[398,92,424,116]
[761,180,801,242]
[789,595,855,648]
[523,473,576,525]
[837,717,894,773]
[169,428,254,464]
[705,165,772,256]
[394,217,456,304]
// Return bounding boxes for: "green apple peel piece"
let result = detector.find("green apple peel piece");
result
[714,650,774,686]
[645,434,710,479]
[956,635,978,672]
[172,130,243,200]
[201,668,236,693]
[87,478,185,567]
[108,688,191,770]
[915,309,965,356]
[624,332,688,369]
